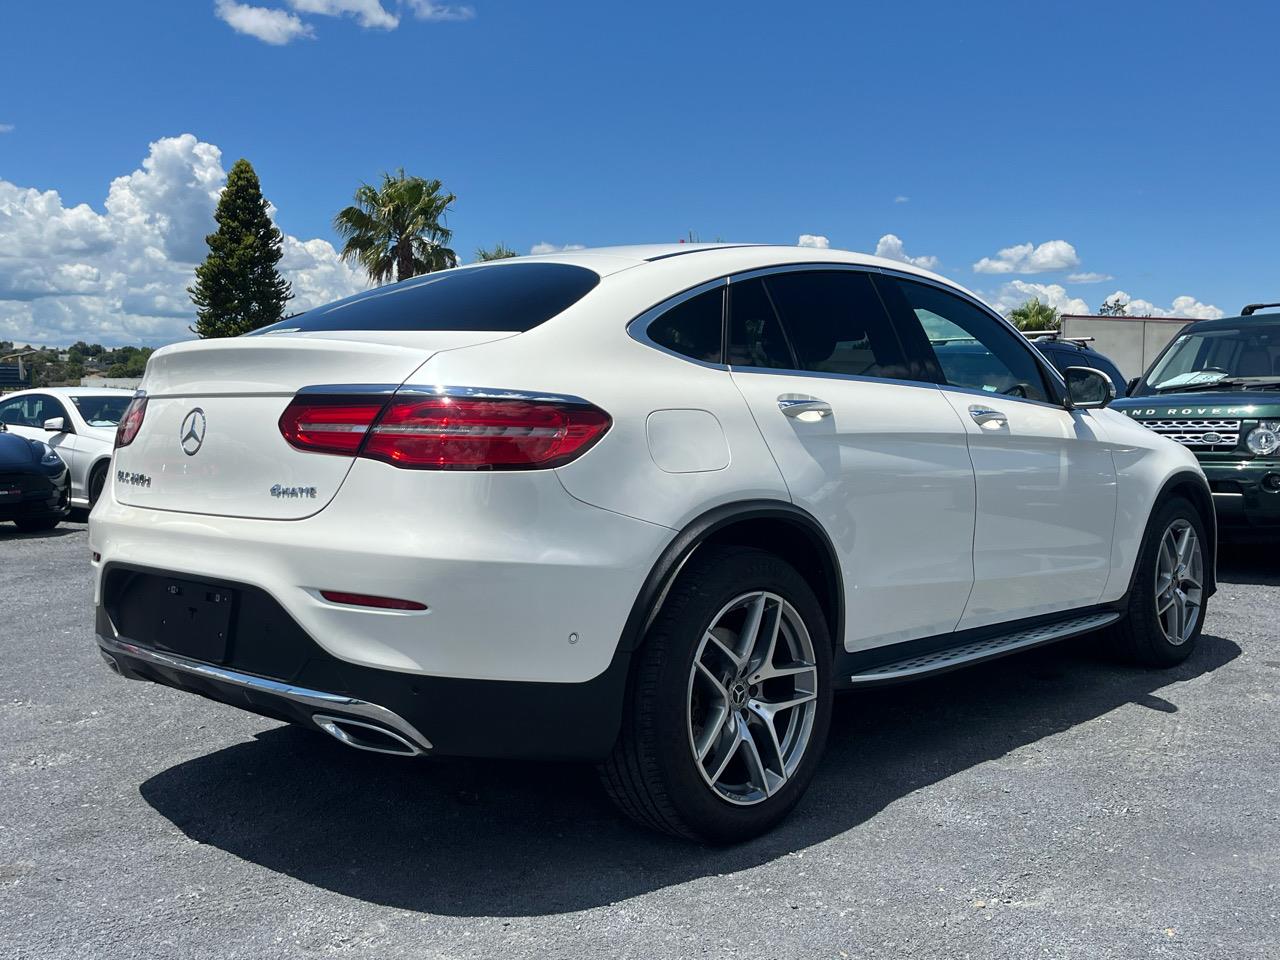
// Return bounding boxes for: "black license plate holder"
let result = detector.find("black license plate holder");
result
[146,578,236,663]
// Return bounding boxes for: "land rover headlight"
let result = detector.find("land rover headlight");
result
[1246,421,1280,456]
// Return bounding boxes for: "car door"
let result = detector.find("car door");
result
[726,267,977,651]
[879,274,1118,629]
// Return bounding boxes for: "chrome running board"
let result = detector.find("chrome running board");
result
[848,611,1121,685]
[96,633,433,753]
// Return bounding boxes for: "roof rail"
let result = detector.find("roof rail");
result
[1241,302,1280,316]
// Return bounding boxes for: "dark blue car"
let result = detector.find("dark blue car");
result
[0,422,71,532]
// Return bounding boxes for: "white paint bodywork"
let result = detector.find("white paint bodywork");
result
[92,244,1203,685]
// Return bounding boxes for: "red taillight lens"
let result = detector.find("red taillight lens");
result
[114,395,148,449]
[363,396,611,470]
[320,590,427,611]
[278,395,386,455]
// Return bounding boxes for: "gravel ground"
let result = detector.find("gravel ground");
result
[1,520,1277,959]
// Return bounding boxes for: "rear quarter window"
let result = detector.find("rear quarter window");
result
[253,262,601,334]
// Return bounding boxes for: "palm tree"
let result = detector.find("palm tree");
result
[1008,297,1060,331]
[333,170,457,284]
[475,243,519,262]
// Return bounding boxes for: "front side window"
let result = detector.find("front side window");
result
[891,278,1050,402]
[648,287,723,363]
[0,394,64,428]
[764,270,918,381]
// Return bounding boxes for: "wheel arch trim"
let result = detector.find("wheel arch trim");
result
[1133,469,1218,598]
[618,499,845,653]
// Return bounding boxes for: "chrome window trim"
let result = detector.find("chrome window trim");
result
[727,363,945,394]
[626,277,729,370]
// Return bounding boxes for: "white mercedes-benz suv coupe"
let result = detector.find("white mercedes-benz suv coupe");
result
[91,244,1214,842]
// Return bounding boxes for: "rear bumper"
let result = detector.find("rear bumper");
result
[1202,460,1280,534]
[95,576,633,760]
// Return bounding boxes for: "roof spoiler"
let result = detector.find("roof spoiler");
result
[1241,302,1280,316]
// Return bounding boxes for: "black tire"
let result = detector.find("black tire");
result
[14,516,60,533]
[599,545,833,843]
[87,461,108,507]
[1107,496,1209,666]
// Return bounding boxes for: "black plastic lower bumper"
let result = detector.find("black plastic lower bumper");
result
[96,564,631,761]
[1202,460,1280,536]
[0,470,69,522]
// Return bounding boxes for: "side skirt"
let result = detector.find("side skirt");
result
[836,607,1122,688]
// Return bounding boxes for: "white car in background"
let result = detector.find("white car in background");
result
[0,387,132,510]
[90,245,1214,842]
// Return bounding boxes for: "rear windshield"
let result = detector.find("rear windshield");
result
[252,262,600,334]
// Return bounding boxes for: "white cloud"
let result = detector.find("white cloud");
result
[529,241,586,255]
[874,234,938,270]
[405,0,476,20]
[893,195,910,204]
[973,239,1080,274]
[214,0,315,44]
[797,234,829,248]
[1100,290,1224,320]
[286,0,398,29]
[0,134,368,347]
[988,280,1090,317]
[1066,271,1113,283]
[0,123,13,134]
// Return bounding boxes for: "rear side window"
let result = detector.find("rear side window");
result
[648,287,724,363]
[254,262,600,334]
[763,270,918,381]
[727,278,795,369]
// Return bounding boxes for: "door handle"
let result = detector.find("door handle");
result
[778,395,832,419]
[968,404,1008,427]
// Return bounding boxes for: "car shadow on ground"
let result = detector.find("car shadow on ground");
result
[140,630,1240,917]
[0,523,83,542]
[1218,541,1280,587]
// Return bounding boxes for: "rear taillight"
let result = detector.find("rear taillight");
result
[279,395,387,456]
[114,394,148,449]
[278,389,611,470]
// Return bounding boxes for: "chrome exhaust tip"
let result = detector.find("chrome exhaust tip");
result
[313,714,423,757]
[99,649,122,675]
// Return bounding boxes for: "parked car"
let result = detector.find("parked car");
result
[1028,333,1129,396]
[1112,303,1280,540]
[91,245,1215,842]
[0,387,132,510]
[0,422,71,531]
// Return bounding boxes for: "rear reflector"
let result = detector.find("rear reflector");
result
[320,590,428,611]
[114,394,148,449]
[279,389,611,470]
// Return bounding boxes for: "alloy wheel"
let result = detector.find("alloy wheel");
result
[686,591,819,806]
[1154,518,1203,646]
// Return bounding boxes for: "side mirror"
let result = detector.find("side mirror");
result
[1064,367,1116,410]
[43,417,66,433]
[1126,377,1141,396]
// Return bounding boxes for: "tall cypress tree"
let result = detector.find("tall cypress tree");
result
[189,159,292,337]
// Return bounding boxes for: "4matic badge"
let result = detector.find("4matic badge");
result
[271,484,318,499]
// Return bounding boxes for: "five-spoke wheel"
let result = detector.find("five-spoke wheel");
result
[1154,518,1204,646]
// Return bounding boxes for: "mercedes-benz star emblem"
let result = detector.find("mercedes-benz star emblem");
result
[180,408,207,457]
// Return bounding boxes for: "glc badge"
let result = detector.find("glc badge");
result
[180,408,206,456]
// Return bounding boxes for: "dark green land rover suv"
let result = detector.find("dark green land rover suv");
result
[1112,304,1280,539]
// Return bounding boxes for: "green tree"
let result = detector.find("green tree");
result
[475,243,518,261]
[1008,297,1060,331]
[1098,296,1127,316]
[333,169,457,284]
[188,159,292,338]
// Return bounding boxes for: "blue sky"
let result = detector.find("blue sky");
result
[1,0,1277,346]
